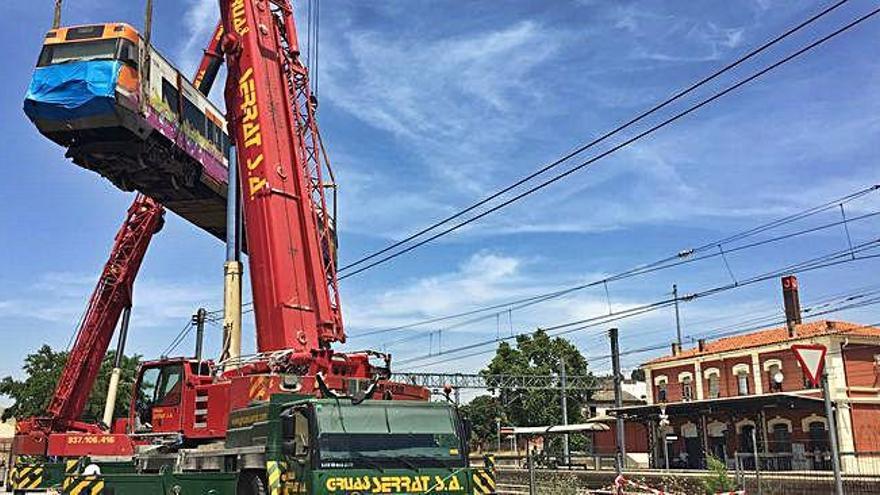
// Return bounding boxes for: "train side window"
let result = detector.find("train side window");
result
[183,97,206,138]
[221,133,231,159]
[207,120,221,149]
[162,79,180,116]
[116,39,138,68]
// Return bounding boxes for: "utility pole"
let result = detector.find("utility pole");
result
[496,417,502,452]
[673,284,682,347]
[193,308,207,361]
[610,328,625,474]
[560,359,570,466]
[822,372,844,495]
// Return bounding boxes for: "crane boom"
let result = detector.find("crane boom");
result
[45,194,164,431]
[220,0,343,354]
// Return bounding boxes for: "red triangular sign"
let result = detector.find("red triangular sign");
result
[792,344,827,387]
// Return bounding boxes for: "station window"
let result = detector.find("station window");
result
[767,363,783,392]
[707,374,721,399]
[737,371,750,396]
[681,376,693,401]
[657,381,668,402]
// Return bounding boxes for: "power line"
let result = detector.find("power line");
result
[381,208,880,349]
[409,284,880,372]
[349,188,879,341]
[338,1,866,278]
[396,238,880,368]
[592,300,880,364]
[162,320,193,357]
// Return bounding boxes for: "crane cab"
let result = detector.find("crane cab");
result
[129,358,228,442]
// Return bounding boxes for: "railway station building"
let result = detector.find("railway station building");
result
[611,276,880,474]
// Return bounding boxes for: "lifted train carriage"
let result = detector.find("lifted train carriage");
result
[24,23,232,241]
[59,395,494,495]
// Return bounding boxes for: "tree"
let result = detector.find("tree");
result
[459,395,503,451]
[0,345,141,423]
[481,329,594,436]
[630,368,646,382]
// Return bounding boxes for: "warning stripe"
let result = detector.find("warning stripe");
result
[472,471,491,494]
[478,470,496,489]
[67,476,105,495]
[9,464,45,490]
[63,458,82,490]
[250,376,268,401]
[267,460,286,495]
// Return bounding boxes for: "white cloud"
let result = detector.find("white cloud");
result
[322,20,567,196]
[0,272,220,329]
[177,0,217,77]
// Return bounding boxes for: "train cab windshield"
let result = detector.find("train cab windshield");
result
[37,38,138,68]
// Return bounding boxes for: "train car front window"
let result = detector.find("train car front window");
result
[38,39,118,67]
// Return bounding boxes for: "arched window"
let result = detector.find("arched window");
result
[732,363,751,396]
[771,423,792,453]
[654,375,668,403]
[679,372,694,401]
[767,363,783,392]
[737,371,750,395]
[705,368,721,399]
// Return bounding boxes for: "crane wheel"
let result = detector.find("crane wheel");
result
[237,470,268,495]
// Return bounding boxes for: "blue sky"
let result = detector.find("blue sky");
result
[0,1,878,386]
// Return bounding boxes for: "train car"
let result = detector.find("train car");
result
[24,23,230,241]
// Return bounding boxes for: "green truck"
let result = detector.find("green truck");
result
[60,395,495,495]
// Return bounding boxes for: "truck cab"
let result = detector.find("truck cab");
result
[272,397,471,493]
[68,393,487,495]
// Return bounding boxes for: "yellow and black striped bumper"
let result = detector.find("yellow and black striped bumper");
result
[64,476,104,495]
[8,464,46,491]
[472,455,497,494]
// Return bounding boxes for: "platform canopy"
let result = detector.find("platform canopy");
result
[507,423,610,436]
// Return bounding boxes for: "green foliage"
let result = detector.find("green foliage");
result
[630,368,646,382]
[459,395,503,450]
[0,345,141,423]
[702,455,737,494]
[473,329,594,452]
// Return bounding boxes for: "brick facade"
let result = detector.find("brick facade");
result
[629,320,880,473]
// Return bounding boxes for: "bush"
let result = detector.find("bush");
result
[702,455,737,494]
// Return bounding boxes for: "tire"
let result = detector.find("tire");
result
[237,471,268,495]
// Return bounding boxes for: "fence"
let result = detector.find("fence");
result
[484,451,880,495]
[733,451,880,495]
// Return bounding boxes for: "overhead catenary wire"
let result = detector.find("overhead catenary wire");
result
[380,208,880,349]
[162,320,193,357]
[337,0,861,278]
[407,283,880,372]
[350,189,880,341]
[396,238,880,368]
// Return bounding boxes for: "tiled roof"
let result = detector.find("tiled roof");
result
[644,320,880,366]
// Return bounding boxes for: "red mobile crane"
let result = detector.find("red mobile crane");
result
[11,27,229,462]
[13,195,165,459]
[125,0,427,444]
[15,0,425,462]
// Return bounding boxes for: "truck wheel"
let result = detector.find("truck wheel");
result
[237,471,267,495]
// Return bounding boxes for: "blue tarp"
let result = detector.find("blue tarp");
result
[23,60,121,122]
